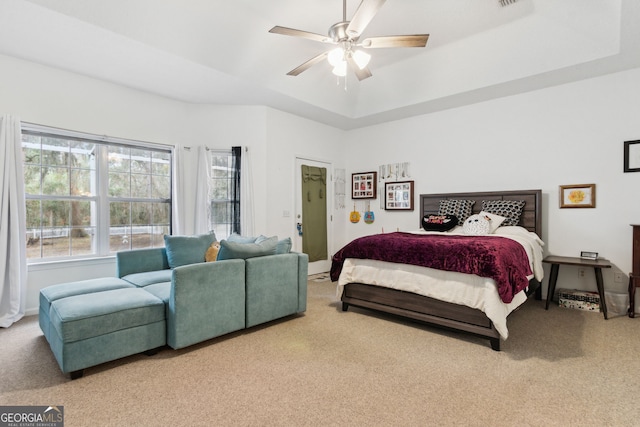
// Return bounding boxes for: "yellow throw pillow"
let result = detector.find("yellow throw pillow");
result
[205,242,220,262]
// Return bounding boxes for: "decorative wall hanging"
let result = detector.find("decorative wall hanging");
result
[352,172,377,199]
[364,202,375,224]
[385,181,414,211]
[624,140,640,172]
[334,168,346,209]
[378,162,410,182]
[350,203,361,223]
[559,184,596,208]
[378,162,411,208]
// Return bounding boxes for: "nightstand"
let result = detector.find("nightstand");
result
[543,255,611,319]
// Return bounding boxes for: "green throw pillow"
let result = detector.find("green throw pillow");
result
[255,235,292,254]
[227,234,258,243]
[217,236,278,260]
[164,233,217,268]
[276,237,292,254]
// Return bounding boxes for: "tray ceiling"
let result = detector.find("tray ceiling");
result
[0,0,638,129]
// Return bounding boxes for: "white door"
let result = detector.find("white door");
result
[295,157,332,275]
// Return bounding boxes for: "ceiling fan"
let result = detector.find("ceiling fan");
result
[269,0,429,81]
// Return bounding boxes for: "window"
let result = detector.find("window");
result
[208,148,240,240]
[22,125,172,261]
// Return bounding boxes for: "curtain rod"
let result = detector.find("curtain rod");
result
[182,146,249,152]
[21,121,173,152]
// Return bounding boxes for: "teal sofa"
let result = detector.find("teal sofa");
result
[116,247,308,349]
[40,237,308,379]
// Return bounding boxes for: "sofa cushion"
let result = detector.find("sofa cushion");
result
[40,278,134,311]
[121,270,172,287]
[143,282,171,304]
[164,233,217,268]
[39,277,134,342]
[217,236,278,260]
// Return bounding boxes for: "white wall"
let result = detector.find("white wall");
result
[3,50,640,313]
[264,108,346,255]
[0,54,344,314]
[343,67,640,297]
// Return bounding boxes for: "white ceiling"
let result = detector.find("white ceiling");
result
[1,0,639,129]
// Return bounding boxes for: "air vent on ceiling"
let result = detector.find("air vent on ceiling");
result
[499,0,518,6]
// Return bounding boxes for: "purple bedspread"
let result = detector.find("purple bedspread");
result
[330,232,533,303]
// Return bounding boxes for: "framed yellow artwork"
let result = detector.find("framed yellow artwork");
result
[559,184,596,208]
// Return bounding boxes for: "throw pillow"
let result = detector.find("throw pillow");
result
[255,235,292,254]
[227,234,258,243]
[276,237,292,254]
[164,233,217,268]
[438,199,475,223]
[481,200,525,227]
[462,214,491,235]
[422,214,458,232]
[205,242,220,262]
[478,210,506,234]
[216,236,278,260]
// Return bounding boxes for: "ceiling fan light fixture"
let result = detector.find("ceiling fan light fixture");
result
[352,50,371,69]
[328,47,345,67]
[332,61,347,77]
[270,0,429,81]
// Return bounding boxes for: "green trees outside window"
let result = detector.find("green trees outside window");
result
[22,128,172,260]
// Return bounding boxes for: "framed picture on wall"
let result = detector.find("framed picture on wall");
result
[352,172,377,199]
[559,183,596,208]
[385,181,414,211]
[624,140,640,172]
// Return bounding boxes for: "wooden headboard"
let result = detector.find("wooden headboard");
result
[420,189,542,236]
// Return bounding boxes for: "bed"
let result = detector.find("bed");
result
[331,189,543,351]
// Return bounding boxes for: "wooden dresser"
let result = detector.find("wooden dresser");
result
[629,225,640,317]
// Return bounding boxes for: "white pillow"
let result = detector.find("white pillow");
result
[463,214,491,235]
[479,210,506,233]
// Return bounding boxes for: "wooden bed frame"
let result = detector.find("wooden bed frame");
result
[340,189,543,351]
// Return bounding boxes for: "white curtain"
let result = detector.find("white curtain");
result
[193,145,211,235]
[240,146,254,237]
[171,146,187,235]
[0,115,27,328]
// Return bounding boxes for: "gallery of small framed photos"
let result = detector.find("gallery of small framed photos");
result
[352,172,377,199]
[385,181,414,211]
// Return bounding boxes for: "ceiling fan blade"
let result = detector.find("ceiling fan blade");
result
[360,34,429,48]
[347,56,373,81]
[286,51,329,76]
[269,26,330,43]
[345,0,387,38]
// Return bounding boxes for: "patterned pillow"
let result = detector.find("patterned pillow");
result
[481,200,525,227]
[438,199,475,223]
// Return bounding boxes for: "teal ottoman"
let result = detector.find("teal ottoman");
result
[39,277,135,344]
[48,287,166,379]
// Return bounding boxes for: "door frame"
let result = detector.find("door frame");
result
[295,156,332,275]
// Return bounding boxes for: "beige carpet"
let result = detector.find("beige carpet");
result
[2,277,640,426]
